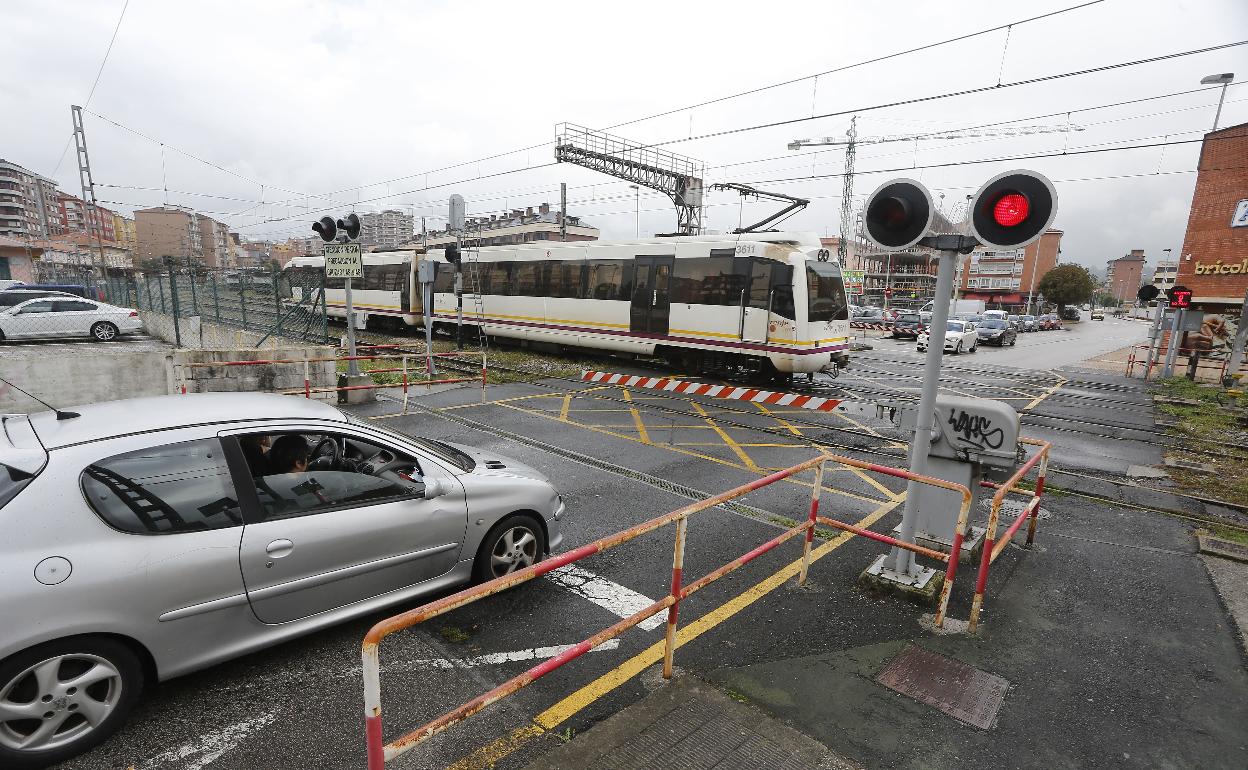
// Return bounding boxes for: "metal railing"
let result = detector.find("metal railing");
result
[969,437,1052,632]
[360,453,973,769]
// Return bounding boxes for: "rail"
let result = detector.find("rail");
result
[968,437,1052,632]
[360,453,972,769]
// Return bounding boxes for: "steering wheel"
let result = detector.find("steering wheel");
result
[371,458,419,483]
[309,436,342,471]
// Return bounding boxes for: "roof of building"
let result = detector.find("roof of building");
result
[1205,120,1247,137]
[0,235,42,253]
[26,393,346,450]
[1108,252,1146,263]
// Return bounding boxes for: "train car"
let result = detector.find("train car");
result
[285,232,850,376]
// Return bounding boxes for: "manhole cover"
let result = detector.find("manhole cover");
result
[875,645,1009,729]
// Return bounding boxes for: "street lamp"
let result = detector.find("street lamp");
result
[1200,73,1235,131]
[628,185,640,238]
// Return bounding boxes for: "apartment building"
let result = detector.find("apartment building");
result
[1174,121,1248,311]
[1106,249,1147,303]
[113,213,137,251]
[0,159,60,239]
[197,214,232,268]
[54,193,116,241]
[1151,260,1179,293]
[958,229,1063,310]
[358,209,414,248]
[419,203,598,248]
[135,206,204,264]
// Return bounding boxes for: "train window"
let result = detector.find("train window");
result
[487,262,513,295]
[806,263,849,322]
[433,263,455,294]
[515,262,543,296]
[549,262,583,299]
[747,260,770,309]
[363,264,403,291]
[671,257,745,306]
[585,260,629,300]
[771,265,795,320]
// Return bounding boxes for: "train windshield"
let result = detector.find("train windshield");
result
[805,263,849,322]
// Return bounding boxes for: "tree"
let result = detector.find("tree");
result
[1036,264,1095,310]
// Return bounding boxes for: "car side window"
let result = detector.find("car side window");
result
[15,300,54,314]
[241,431,424,521]
[80,438,242,535]
[53,300,97,312]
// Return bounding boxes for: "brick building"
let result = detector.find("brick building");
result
[1174,122,1248,311]
[959,229,1063,312]
[53,193,117,241]
[1106,249,1147,303]
[0,235,40,282]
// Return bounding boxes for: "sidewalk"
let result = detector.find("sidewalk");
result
[524,493,1248,770]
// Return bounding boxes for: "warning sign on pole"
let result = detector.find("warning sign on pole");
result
[324,243,363,279]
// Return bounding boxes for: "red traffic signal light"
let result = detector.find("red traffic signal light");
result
[335,213,362,241]
[968,170,1057,249]
[1167,285,1192,309]
[312,216,337,242]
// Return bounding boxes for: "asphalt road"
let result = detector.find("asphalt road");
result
[49,312,1247,770]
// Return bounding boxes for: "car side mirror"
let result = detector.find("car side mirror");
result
[416,477,452,499]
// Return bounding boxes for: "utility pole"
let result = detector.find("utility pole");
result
[1201,73,1235,130]
[560,183,567,242]
[71,105,108,284]
[449,195,465,351]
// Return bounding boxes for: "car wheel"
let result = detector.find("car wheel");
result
[1010,336,1017,346]
[89,322,119,342]
[0,637,143,770]
[953,341,962,354]
[473,514,546,583]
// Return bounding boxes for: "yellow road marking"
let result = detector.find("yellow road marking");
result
[559,393,572,422]
[689,399,759,471]
[492,401,886,505]
[448,496,902,769]
[620,389,652,444]
[751,403,898,499]
[1024,374,1068,411]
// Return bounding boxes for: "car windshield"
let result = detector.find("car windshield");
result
[806,262,849,322]
[346,413,475,471]
[946,321,967,332]
[980,319,1006,329]
[899,314,920,322]
[1023,315,1036,321]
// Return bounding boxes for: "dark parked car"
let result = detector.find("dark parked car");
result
[976,318,1017,346]
[1060,306,1081,321]
[0,289,81,309]
[5,283,100,300]
[891,312,924,339]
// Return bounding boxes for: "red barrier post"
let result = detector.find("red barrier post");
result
[662,515,687,679]
[798,459,824,585]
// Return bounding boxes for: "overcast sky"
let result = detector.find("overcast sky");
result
[4,0,1246,274]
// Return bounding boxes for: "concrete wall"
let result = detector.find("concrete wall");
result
[140,310,315,350]
[0,345,173,413]
[173,347,336,398]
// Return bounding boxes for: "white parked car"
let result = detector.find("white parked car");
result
[0,297,143,342]
[917,319,978,354]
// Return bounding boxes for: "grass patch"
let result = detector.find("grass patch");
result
[1154,377,1248,507]
[1199,524,1248,547]
[338,334,604,387]
[438,625,471,644]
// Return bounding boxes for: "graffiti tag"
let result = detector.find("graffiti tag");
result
[947,410,1004,450]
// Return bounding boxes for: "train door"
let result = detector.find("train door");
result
[740,259,771,343]
[630,256,673,335]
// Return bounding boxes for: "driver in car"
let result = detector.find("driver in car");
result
[269,434,311,474]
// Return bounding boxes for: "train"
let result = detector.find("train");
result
[285,232,850,378]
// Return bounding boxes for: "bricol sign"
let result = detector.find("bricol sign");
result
[324,243,362,279]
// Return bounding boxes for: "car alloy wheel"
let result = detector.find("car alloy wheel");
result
[89,322,118,342]
[0,638,141,769]
[474,514,544,582]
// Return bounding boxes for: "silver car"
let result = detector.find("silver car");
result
[0,393,563,768]
[0,296,143,342]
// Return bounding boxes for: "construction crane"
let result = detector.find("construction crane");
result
[709,183,809,234]
[555,123,705,235]
[788,120,1084,265]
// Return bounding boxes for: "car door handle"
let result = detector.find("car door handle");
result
[265,539,294,558]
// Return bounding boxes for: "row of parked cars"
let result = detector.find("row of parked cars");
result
[0,283,143,343]
[889,309,1067,354]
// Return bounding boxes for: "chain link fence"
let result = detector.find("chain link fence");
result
[97,267,331,347]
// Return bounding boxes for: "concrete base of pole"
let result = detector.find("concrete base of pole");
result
[858,554,942,605]
[890,525,986,563]
[337,373,375,405]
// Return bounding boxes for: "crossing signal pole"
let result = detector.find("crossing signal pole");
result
[313,213,363,375]
[861,170,1058,588]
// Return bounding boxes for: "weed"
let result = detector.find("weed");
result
[438,625,471,643]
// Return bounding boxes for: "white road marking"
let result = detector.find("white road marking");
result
[547,564,666,631]
[378,639,622,673]
[137,710,278,770]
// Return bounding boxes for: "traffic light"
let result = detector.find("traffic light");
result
[862,178,936,251]
[335,213,362,241]
[1137,284,1160,303]
[967,170,1058,249]
[1167,285,1192,309]
[312,216,337,242]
